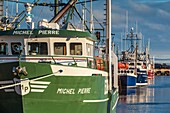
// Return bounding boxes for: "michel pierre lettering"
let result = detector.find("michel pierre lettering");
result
[56,88,75,94]
[77,88,91,94]
[38,30,59,35]
[56,88,91,95]
[13,30,33,35]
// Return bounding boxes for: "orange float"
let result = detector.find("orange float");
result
[95,56,104,70]
[118,62,128,69]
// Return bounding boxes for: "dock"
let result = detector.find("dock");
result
[154,63,170,76]
[154,68,170,75]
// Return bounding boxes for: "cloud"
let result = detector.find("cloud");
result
[128,1,153,14]
[144,22,169,31]
[111,0,170,56]
[138,0,170,4]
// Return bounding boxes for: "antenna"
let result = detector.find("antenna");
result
[148,38,150,53]
[124,10,128,51]
[126,10,128,33]
[136,20,138,34]
[120,33,122,52]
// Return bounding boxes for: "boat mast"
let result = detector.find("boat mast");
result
[82,2,85,31]
[16,0,18,15]
[90,0,93,32]
[125,10,128,50]
[0,1,3,20]
[106,0,112,91]
[54,0,59,16]
[50,0,78,23]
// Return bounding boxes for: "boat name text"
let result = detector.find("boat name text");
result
[12,30,59,35]
[38,30,59,35]
[13,30,33,35]
[56,88,91,95]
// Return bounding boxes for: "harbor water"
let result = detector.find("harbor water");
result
[116,76,170,113]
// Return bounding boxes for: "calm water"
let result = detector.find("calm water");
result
[116,76,170,113]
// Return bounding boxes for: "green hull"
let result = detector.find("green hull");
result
[0,62,118,113]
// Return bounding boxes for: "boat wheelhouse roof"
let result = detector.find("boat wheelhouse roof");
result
[0,29,97,41]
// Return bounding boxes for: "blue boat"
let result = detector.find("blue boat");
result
[136,68,148,86]
[136,57,148,86]
[118,61,137,88]
[119,70,137,88]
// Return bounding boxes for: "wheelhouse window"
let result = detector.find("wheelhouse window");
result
[11,42,22,55]
[70,43,82,55]
[54,43,66,55]
[28,42,48,55]
[129,63,134,66]
[137,63,142,65]
[0,43,8,55]
[86,43,93,56]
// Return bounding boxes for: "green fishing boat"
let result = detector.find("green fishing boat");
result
[0,0,119,113]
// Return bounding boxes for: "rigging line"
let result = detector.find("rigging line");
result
[35,0,49,22]
[73,6,90,33]
[71,9,82,28]
[82,4,104,30]
[28,0,46,38]
[11,1,14,16]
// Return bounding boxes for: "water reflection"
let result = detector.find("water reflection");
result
[117,76,170,113]
[117,78,155,113]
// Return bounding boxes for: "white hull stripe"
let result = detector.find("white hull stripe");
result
[127,75,137,78]
[0,80,13,84]
[31,89,44,92]
[136,83,148,86]
[113,89,117,95]
[30,85,48,88]
[30,81,50,85]
[4,89,15,92]
[83,98,109,103]
[112,96,119,110]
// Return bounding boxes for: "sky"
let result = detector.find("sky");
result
[110,0,170,58]
[4,0,170,58]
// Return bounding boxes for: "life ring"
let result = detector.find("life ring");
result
[12,44,20,53]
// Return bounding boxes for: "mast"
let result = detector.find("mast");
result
[125,11,128,51]
[126,10,128,33]
[16,0,18,15]
[106,0,112,91]
[0,1,3,20]
[54,0,59,16]
[90,0,93,32]
[82,2,85,31]
[50,0,78,23]
[5,0,8,18]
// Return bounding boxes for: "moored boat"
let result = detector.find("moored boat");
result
[118,53,137,88]
[0,0,119,113]
[136,60,148,86]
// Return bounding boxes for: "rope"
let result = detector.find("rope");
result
[0,69,63,90]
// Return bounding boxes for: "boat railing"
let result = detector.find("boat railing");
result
[0,55,108,71]
[49,55,108,71]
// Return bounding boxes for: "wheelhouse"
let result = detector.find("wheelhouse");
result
[0,29,96,57]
